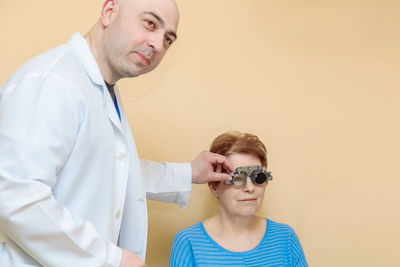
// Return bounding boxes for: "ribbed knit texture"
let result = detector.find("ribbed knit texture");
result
[170,218,308,267]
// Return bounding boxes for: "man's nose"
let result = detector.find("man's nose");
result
[147,32,164,53]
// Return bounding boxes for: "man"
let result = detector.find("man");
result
[0,0,233,266]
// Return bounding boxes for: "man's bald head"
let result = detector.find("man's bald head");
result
[86,0,180,84]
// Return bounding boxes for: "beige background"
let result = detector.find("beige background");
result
[1,0,400,266]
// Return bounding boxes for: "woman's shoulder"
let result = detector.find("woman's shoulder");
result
[174,222,205,241]
[266,218,299,238]
[264,218,308,265]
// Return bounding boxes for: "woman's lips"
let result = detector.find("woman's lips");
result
[239,198,257,202]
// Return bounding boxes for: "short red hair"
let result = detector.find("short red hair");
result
[210,131,268,167]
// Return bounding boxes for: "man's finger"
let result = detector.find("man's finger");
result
[209,172,231,182]
[215,164,222,173]
[209,153,234,173]
[222,162,234,173]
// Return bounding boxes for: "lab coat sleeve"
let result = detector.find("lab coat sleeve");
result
[0,73,121,266]
[141,159,192,209]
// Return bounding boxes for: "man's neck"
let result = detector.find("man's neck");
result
[84,25,119,84]
[105,81,116,102]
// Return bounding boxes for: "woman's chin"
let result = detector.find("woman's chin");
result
[229,208,258,218]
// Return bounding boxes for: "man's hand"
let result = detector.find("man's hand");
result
[120,249,147,267]
[191,151,234,184]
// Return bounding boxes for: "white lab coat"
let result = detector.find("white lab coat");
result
[0,32,192,267]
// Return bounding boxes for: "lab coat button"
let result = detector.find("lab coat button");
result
[115,210,121,219]
[116,153,126,162]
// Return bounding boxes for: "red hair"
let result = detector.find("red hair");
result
[210,131,268,167]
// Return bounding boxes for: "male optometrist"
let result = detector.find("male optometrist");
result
[0,0,233,266]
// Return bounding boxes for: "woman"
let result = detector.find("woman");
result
[170,131,308,266]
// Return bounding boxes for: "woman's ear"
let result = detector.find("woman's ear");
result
[101,0,118,27]
[208,181,221,198]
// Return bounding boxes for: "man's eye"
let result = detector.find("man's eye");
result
[145,20,155,29]
[164,36,172,46]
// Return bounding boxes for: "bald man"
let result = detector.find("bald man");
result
[0,0,233,266]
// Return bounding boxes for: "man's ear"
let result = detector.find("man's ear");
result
[208,181,221,198]
[101,0,118,27]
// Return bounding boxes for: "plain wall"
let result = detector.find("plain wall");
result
[1,0,399,266]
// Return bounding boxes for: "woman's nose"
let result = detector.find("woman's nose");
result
[243,177,255,192]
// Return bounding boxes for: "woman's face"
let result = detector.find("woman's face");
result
[212,153,267,218]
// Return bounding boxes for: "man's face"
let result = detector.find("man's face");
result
[102,0,179,80]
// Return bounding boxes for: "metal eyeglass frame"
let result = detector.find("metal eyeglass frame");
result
[224,165,273,187]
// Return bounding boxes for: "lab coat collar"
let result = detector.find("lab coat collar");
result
[68,32,124,132]
[68,32,105,92]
